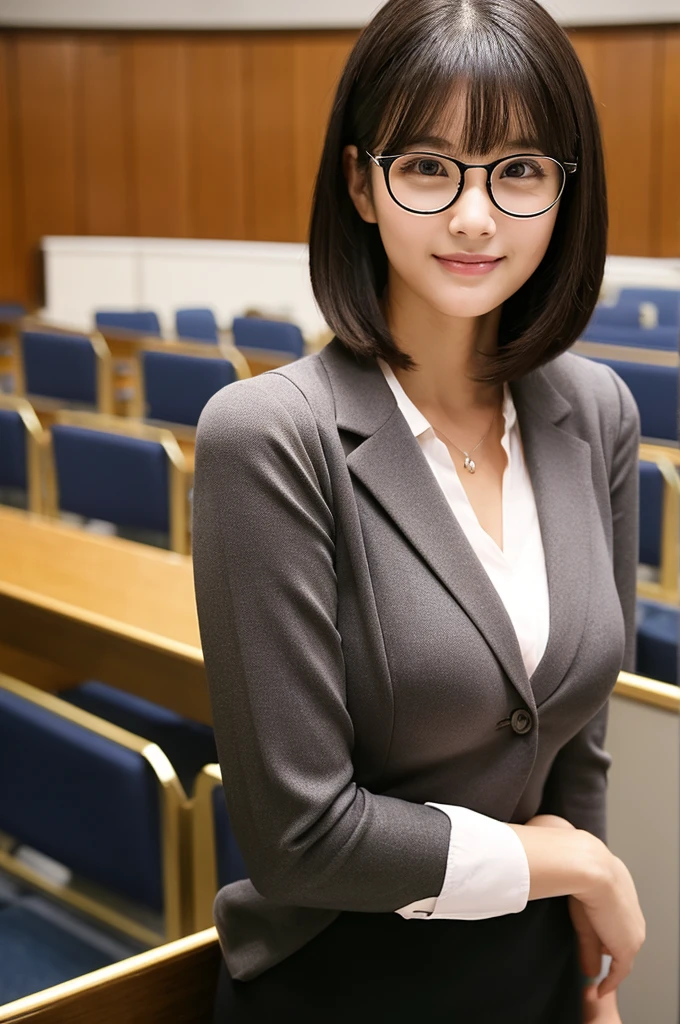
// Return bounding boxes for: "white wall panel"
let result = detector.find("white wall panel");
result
[1,0,678,29]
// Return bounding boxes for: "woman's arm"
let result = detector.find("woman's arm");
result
[192,373,452,911]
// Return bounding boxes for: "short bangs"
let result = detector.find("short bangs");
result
[309,0,607,382]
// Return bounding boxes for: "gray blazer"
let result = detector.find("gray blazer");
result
[192,337,640,982]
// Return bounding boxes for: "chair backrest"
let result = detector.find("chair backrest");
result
[639,461,663,568]
[142,349,237,426]
[589,359,678,442]
[191,764,247,932]
[95,310,162,337]
[0,302,25,321]
[59,681,217,797]
[20,330,114,413]
[0,396,45,512]
[618,288,680,328]
[46,412,190,554]
[580,324,679,350]
[0,674,187,944]
[588,299,643,330]
[637,444,680,604]
[232,316,304,357]
[175,308,219,344]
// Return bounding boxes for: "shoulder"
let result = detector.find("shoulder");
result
[538,350,640,454]
[196,353,330,454]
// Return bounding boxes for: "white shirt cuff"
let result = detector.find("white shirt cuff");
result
[395,803,530,920]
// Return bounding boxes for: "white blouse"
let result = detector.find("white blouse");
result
[376,357,550,921]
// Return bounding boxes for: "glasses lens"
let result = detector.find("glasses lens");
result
[490,157,564,215]
[387,154,461,212]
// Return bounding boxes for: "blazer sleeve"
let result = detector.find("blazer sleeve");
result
[537,368,640,844]
[191,373,452,911]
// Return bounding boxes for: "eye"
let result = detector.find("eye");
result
[501,160,546,179]
[400,157,447,177]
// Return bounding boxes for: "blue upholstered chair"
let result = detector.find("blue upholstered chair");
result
[18,329,114,414]
[46,411,190,554]
[0,674,188,1002]
[588,359,678,443]
[59,681,217,796]
[139,342,249,428]
[95,310,162,337]
[618,288,680,328]
[191,764,248,931]
[637,445,680,606]
[232,316,305,358]
[586,299,643,331]
[175,308,219,344]
[0,302,25,321]
[636,600,679,686]
[0,396,45,512]
[580,324,679,350]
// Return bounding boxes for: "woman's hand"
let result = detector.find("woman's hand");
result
[523,814,635,1015]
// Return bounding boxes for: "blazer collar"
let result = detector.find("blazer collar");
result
[319,339,591,710]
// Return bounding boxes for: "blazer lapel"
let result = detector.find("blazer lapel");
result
[510,372,593,707]
[319,341,593,711]
[320,340,534,710]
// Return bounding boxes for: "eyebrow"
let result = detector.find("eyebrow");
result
[406,135,542,154]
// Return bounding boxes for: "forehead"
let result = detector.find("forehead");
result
[428,87,538,155]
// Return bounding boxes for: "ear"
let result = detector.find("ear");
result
[342,144,378,224]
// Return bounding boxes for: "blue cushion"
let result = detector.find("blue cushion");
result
[588,359,678,441]
[0,687,164,909]
[636,601,679,685]
[639,462,663,568]
[212,785,248,889]
[95,310,161,336]
[51,425,170,532]
[22,331,97,405]
[59,681,216,795]
[232,317,304,358]
[175,308,219,343]
[0,904,115,1004]
[0,410,27,489]
[143,350,237,426]
[619,288,680,328]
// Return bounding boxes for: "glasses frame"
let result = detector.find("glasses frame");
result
[366,150,578,219]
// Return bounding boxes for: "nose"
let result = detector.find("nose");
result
[446,168,496,237]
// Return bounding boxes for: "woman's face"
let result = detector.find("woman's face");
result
[344,96,560,321]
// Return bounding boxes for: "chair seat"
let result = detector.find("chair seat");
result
[0,902,116,1004]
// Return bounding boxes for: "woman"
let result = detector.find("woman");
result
[192,0,645,1021]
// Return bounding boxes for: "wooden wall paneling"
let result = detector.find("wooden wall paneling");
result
[184,37,246,240]
[570,28,657,257]
[79,35,133,236]
[292,34,356,242]
[14,33,80,305]
[659,28,680,258]
[0,36,20,303]
[243,36,298,241]
[130,36,190,237]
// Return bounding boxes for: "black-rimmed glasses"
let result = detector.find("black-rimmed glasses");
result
[366,150,578,218]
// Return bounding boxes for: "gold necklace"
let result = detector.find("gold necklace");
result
[433,404,499,474]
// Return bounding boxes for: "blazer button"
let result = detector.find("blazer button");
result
[510,709,533,735]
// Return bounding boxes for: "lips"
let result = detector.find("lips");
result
[436,254,503,263]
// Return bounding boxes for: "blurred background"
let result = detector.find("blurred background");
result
[0,3,678,1023]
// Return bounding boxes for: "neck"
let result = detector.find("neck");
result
[382,275,503,421]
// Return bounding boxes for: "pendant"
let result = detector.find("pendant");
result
[463,455,476,474]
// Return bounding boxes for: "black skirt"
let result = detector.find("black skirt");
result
[213,895,586,1023]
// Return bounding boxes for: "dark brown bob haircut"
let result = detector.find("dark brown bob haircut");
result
[309,0,608,383]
